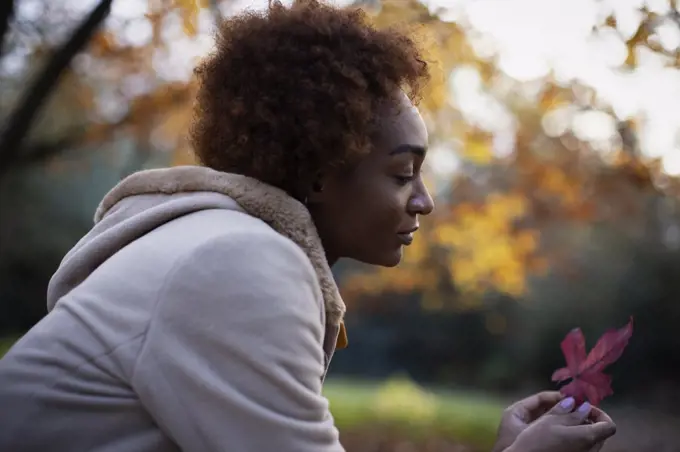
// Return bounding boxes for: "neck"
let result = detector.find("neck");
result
[326,254,339,267]
[307,204,339,267]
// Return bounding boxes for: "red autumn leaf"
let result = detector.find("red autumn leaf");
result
[551,317,634,406]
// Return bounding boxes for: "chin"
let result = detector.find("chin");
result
[359,247,403,268]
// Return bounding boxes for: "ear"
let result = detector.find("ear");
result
[306,171,335,204]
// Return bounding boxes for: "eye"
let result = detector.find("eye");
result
[394,174,415,186]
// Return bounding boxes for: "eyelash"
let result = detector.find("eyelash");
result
[394,174,415,186]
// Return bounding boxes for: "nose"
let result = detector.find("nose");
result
[407,180,434,216]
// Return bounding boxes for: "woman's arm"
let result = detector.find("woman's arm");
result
[131,232,343,452]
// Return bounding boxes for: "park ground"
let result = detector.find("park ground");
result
[325,378,680,452]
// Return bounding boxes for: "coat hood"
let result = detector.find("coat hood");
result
[47,166,346,328]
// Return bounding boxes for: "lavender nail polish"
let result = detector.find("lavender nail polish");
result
[560,397,575,409]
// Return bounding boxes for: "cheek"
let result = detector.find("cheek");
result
[350,183,406,234]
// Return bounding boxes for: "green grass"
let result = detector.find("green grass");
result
[324,376,503,449]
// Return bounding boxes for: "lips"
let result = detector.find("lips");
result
[397,225,419,246]
[397,232,414,245]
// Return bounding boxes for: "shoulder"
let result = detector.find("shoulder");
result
[177,222,317,287]
[155,211,325,325]
[179,209,317,282]
[152,207,317,282]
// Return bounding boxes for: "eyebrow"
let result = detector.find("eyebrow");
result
[389,144,427,157]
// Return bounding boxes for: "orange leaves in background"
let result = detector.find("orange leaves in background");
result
[539,84,573,112]
[342,230,438,300]
[435,193,543,298]
[53,0,207,163]
[535,165,582,209]
[462,129,494,164]
[325,1,673,304]
[63,82,196,160]
[367,0,484,116]
[145,0,201,44]
[32,0,676,305]
[89,31,116,57]
[342,191,548,308]
[173,0,201,36]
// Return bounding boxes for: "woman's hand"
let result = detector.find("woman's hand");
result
[492,391,565,452]
[581,406,616,452]
[505,397,617,452]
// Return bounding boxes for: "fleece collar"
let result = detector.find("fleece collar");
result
[95,165,346,331]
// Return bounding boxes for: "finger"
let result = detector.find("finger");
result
[545,396,576,416]
[547,400,594,426]
[568,402,595,425]
[588,406,614,424]
[515,391,564,414]
[509,391,566,424]
[559,421,617,447]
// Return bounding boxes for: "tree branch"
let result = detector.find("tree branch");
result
[0,0,14,59]
[0,0,113,175]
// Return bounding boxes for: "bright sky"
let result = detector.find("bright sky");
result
[17,0,680,175]
[444,0,680,175]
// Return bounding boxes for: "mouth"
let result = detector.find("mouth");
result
[397,226,419,246]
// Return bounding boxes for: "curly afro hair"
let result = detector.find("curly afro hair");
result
[190,0,430,199]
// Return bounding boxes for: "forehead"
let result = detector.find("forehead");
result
[373,92,428,151]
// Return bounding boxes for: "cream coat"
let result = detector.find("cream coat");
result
[0,166,347,451]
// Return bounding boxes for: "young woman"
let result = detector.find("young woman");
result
[0,1,616,451]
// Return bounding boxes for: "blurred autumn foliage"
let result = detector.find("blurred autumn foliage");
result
[2,0,680,415]
[342,0,680,308]
[2,0,679,301]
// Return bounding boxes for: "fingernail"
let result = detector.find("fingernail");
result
[578,402,591,414]
[560,397,575,409]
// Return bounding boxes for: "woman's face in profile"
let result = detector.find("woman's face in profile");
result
[310,93,435,267]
